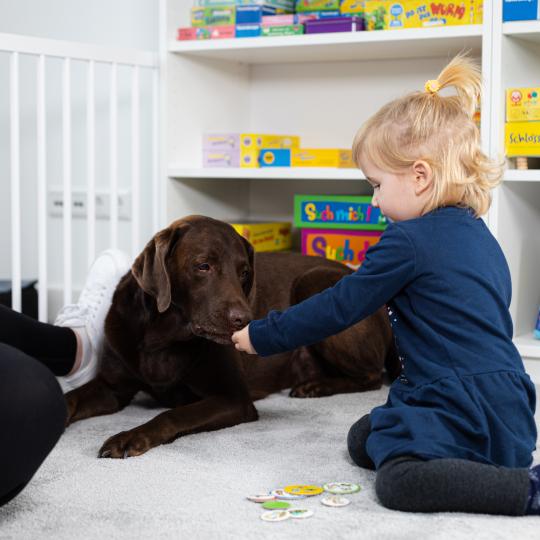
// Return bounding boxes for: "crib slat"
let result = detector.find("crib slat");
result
[37,54,48,321]
[87,60,96,268]
[152,68,160,232]
[131,65,140,258]
[62,57,72,304]
[10,52,21,312]
[109,62,118,249]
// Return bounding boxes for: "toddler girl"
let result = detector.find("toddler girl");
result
[232,54,540,516]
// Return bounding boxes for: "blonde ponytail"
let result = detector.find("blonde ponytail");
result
[352,53,503,217]
[432,53,482,118]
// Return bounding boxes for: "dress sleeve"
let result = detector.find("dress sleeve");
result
[248,223,417,357]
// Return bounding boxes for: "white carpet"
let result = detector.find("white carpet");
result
[1,384,539,540]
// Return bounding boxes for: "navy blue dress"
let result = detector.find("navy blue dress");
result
[249,206,537,469]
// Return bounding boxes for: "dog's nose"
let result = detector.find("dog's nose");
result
[228,308,251,331]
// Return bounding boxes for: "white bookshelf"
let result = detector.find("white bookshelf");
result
[504,169,540,182]
[168,166,365,181]
[161,0,540,374]
[503,20,540,42]
[489,0,540,367]
[170,25,482,63]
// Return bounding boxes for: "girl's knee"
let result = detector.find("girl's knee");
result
[347,414,374,470]
[0,344,67,440]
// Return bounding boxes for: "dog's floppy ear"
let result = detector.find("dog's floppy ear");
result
[132,223,188,313]
[239,236,255,297]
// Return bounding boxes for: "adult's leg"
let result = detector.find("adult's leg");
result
[0,343,67,507]
[347,414,375,470]
[375,456,530,515]
[0,304,76,376]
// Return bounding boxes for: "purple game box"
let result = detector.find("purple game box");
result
[303,16,364,34]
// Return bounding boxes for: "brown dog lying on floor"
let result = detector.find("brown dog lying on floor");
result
[65,215,399,458]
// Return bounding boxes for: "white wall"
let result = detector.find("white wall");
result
[0,0,158,50]
[0,0,158,318]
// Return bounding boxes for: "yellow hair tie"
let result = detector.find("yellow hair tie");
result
[424,79,441,94]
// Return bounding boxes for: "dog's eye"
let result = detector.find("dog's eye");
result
[240,270,249,280]
[197,263,210,272]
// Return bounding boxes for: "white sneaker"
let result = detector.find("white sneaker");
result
[56,249,131,391]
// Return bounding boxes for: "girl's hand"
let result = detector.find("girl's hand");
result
[231,325,257,354]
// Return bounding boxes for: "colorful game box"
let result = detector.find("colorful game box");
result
[236,5,285,24]
[178,27,212,40]
[292,149,355,168]
[295,0,341,11]
[259,148,292,166]
[236,24,262,37]
[240,149,261,167]
[364,0,482,30]
[294,194,387,230]
[230,221,292,251]
[203,149,240,167]
[507,88,540,122]
[262,13,319,24]
[505,122,540,157]
[236,0,295,9]
[262,23,304,35]
[301,228,383,269]
[300,9,342,17]
[304,16,364,32]
[203,133,300,151]
[191,6,236,27]
[503,0,539,21]
[202,148,261,167]
[340,0,365,15]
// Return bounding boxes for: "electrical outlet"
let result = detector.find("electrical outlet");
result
[48,188,132,220]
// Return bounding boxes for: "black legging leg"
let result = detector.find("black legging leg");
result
[0,304,76,376]
[0,344,67,507]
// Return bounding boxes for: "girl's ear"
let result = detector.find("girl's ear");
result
[412,160,433,195]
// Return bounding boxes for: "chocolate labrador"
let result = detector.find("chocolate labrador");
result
[65,215,398,458]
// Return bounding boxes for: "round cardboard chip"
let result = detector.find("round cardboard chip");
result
[284,484,324,496]
[321,495,351,507]
[260,510,291,522]
[261,500,291,510]
[323,482,361,495]
[247,493,275,503]
[289,508,314,519]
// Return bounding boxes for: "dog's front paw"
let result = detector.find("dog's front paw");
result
[98,429,154,459]
[289,380,332,398]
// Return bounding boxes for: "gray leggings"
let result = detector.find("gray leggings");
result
[347,414,531,515]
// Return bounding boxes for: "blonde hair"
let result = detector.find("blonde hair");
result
[352,53,504,217]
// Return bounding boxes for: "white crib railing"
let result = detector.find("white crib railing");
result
[1,33,160,321]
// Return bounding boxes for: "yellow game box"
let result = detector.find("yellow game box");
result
[505,122,540,157]
[240,134,300,151]
[507,88,540,122]
[230,221,292,252]
[291,149,355,168]
[364,1,482,30]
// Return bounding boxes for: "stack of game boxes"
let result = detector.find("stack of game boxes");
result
[178,0,298,41]
[505,87,540,169]
[202,133,301,167]
[203,132,356,169]
[294,194,387,269]
[178,1,484,40]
